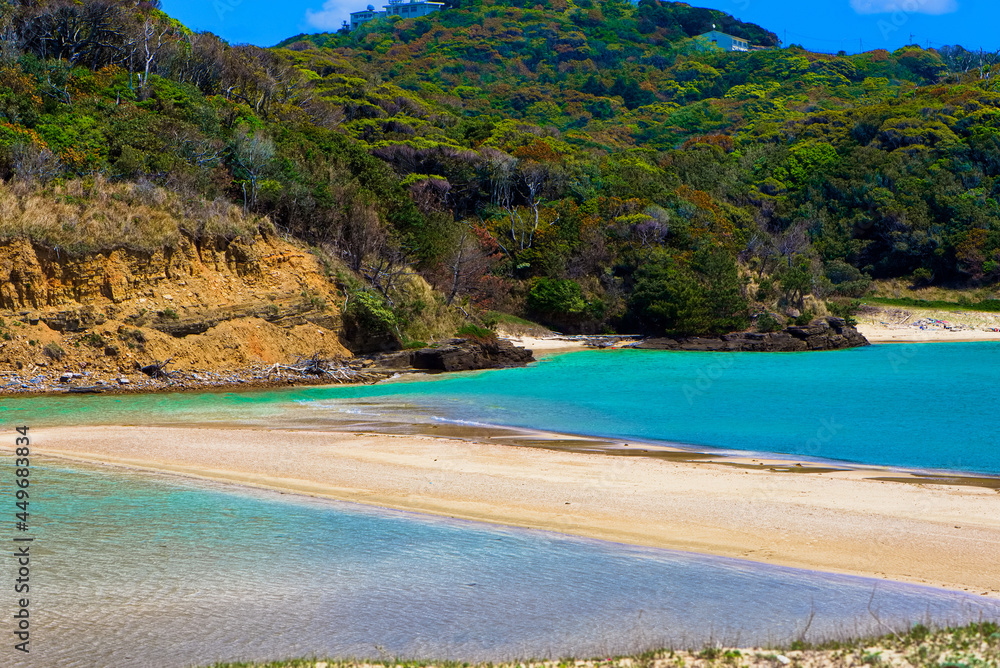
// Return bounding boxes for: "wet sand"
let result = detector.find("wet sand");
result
[17,424,1000,601]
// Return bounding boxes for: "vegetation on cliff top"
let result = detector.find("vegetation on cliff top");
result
[0,177,265,252]
[2,0,1000,339]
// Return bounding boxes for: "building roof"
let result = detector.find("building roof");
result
[698,30,748,42]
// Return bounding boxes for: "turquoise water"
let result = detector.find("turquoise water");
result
[8,460,998,668]
[4,342,999,474]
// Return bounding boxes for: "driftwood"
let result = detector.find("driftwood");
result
[291,353,329,375]
[139,357,174,379]
[265,354,359,382]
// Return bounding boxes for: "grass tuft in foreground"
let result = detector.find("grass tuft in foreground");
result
[201,621,1000,668]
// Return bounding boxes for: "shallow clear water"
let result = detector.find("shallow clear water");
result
[4,343,999,473]
[8,460,998,668]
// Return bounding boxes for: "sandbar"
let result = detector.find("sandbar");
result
[16,425,1000,601]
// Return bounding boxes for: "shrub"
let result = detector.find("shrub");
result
[911,267,933,286]
[301,289,326,311]
[161,308,179,320]
[456,324,497,343]
[80,331,106,348]
[827,299,861,325]
[825,260,872,297]
[118,327,146,350]
[346,291,397,336]
[755,278,773,301]
[527,277,587,318]
[756,312,781,332]
[43,342,65,360]
[794,310,814,326]
[628,247,749,337]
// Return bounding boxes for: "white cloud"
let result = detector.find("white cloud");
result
[305,0,356,31]
[850,0,958,14]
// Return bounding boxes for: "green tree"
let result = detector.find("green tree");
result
[778,257,813,309]
[527,277,589,326]
[628,247,748,337]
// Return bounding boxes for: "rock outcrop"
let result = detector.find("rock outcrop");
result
[634,317,870,352]
[375,338,535,372]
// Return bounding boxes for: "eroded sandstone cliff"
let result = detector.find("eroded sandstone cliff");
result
[0,231,351,391]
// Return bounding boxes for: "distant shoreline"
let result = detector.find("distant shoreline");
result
[15,424,1000,602]
[1,330,996,399]
[857,324,1000,344]
[857,305,1000,344]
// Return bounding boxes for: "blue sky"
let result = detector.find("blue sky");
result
[161,0,1000,53]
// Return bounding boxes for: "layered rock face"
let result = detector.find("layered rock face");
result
[0,233,351,387]
[635,317,870,352]
[0,231,341,335]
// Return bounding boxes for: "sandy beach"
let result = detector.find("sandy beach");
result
[20,425,1000,600]
[857,323,1000,343]
[503,334,593,354]
[857,306,1000,343]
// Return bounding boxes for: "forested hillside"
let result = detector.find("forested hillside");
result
[2,0,999,339]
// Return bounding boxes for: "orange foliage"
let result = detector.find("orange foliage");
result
[0,67,43,107]
[512,139,561,162]
[681,134,735,152]
[0,122,48,150]
[677,185,719,215]
[677,185,736,241]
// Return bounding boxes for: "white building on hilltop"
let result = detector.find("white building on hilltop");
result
[695,30,750,52]
[350,5,382,31]
[350,0,445,31]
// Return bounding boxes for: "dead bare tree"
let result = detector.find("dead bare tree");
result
[976,49,1000,86]
[445,227,477,305]
[339,200,387,273]
[481,149,556,262]
[741,232,779,278]
[229,126,275,212]
[136,19,171,99]
[139,357,174,380]
[0,0,18,63]
[9,142,62,183]
[777,222,810,268]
